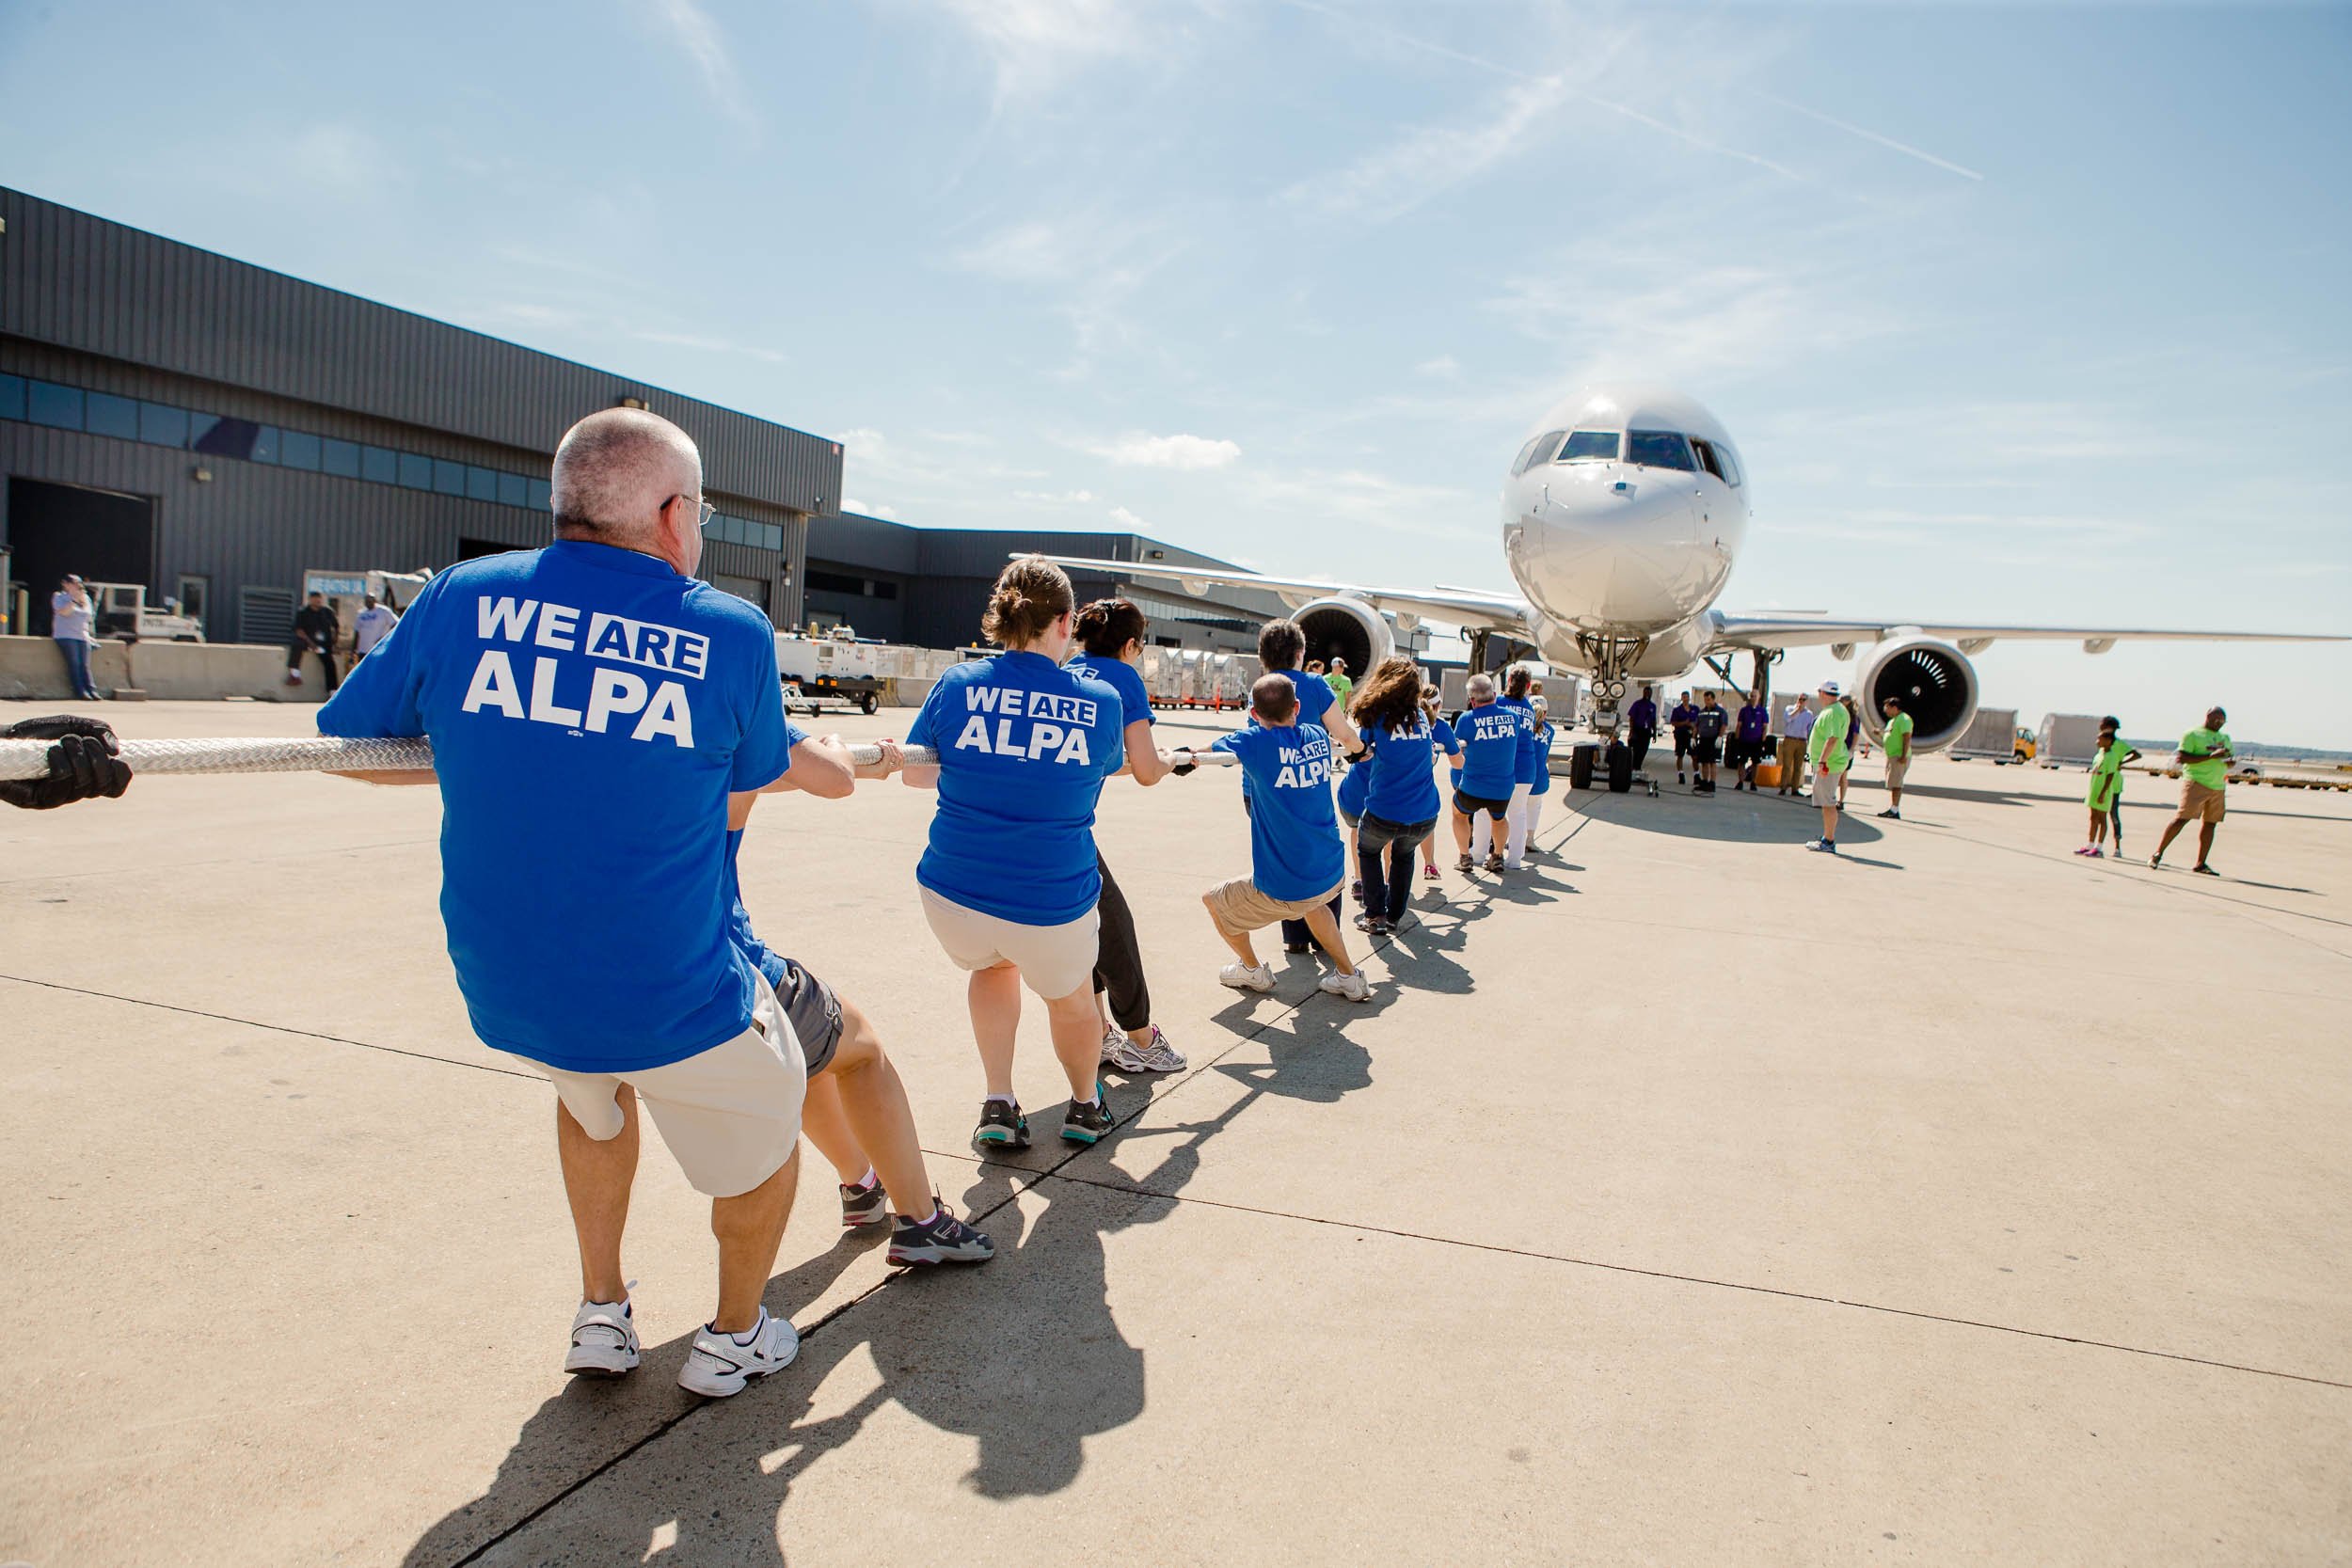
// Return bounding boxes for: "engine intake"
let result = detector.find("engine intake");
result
[1857,637,1979,752]
[1295,597,1394,682]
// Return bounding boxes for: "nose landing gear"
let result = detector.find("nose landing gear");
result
[1573,632,1650,736]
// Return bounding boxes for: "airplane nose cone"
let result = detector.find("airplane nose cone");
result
[1507,465,1718,630]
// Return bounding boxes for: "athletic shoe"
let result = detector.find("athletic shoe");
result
[1104,1025,1185,1073]
[1219,960,1276,992]
[1062,1086,1118,1145]
[2074,846,2094,857]
[2147,855,2163,869]
[1349,879,1365,904]
[1282,941,1312,955]
[283,672,304,687]
[564,1298,639,1378]
[2086,847,2104,858]
[677,1307,798,1398]
[973,1098,1030,1149]
[1805,839,1837,853]
[1482,852,1505,873]
[1318,969,1373,1003]
[2192,863,2219,877]
[1877,809,1899,819]
[1454,852,1473,872]
[1353,911,1391,934]
[888,1205,995,1266]
[839,1177,889,1228]
[1422,863,1441,881]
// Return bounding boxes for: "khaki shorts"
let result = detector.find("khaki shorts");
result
[509,974,805,1198]
[2175,778,2227,824]
[1884,755,1910,789]
[1208,877,1345,934]
[919,886,1099,1001]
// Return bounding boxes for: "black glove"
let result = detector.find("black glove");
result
[1170,758,1197,777]
[0,716,133,810]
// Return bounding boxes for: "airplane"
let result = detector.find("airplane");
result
[1034,383,2346,757]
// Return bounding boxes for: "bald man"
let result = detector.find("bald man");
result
[319,409,813,1397]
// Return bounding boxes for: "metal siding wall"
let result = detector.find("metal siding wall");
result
[1,188,842,515]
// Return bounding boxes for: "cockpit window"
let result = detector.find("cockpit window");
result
[1626,430,1697,472]
[1511,432,1566,477]
[1689,437,1725,482]
[1554,430,1620,463]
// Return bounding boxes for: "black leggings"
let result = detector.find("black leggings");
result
[1357,813,1436,924]
[1091,853,1150,1033]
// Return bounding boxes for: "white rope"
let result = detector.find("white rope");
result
[0,735,1243,781]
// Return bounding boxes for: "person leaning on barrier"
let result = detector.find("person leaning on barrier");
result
[0,716,132,809]
[317,407,811,1399]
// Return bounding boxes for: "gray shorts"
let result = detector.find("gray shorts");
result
[769,957,845,1076]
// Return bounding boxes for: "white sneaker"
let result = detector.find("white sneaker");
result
[677,1307,799,1398]
[1104,1024,1187,1072]
[564,1298,640,1377]
[1318,970,1373,1003]
[1218,961,1276,992]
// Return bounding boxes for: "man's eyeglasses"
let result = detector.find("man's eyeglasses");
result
[667,494,717,529]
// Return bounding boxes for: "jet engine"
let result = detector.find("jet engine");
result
[1857,636,1979,752]
[1295,597,1394,680]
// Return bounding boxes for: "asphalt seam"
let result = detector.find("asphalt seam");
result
[0,972,540,1081]
[1028,1164,2352,1393]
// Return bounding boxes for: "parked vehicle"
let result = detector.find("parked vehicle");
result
[86,580,203,642]
[774,633,883,715]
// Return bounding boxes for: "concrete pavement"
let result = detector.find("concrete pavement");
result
[3,701,2347,1565]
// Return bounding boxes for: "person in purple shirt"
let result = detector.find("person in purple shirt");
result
[1669,691,1698,784]
[1733,690,1772,792]
[1626,686,1659,775]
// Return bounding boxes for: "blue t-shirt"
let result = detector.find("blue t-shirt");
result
[1628,697,1658,732]
[318,541,791,1073]
[1362,716,1450,824]
[1498,695,1544,784]
[1240,669,1337,802]
[905,649,1125,925]
[1213,721,1343,901]
[1454,702,1523,799]
[1064,653,1152,730]
[1529,722,1556,795]
[1337,753,1372,819]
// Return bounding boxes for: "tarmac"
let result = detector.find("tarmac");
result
[3,699,2348,1567]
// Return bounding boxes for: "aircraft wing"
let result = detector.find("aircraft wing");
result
[1709,614,2350,656]
[1028,555,1530,636]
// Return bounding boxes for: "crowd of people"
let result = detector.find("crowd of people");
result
[0,407,2261,1402]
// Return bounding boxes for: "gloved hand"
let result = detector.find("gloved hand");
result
[0,716,134,810]
[1168,749,1197,777]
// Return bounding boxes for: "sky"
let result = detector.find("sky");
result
[4,1,2348,743]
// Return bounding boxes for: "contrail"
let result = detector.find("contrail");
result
[1763,93,1985,182]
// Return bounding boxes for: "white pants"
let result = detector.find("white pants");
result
[1471,783,1535,868]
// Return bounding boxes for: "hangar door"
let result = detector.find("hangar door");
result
[6,478,156,634]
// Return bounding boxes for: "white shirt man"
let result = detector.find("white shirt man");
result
[353,595,397,657]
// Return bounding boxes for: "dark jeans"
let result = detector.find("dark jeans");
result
[1247,791,1343,949]
[1091,852,1150,1033]
[1356,812,1436,924]
[288,639,341,691]
[55,637,98,700]
[1629,727,1654,770]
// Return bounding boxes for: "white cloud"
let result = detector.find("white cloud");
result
[932,0,1176,101]
[1092,433,1241,469]
[1240,467,1487,547]
[630,328,787,364]
[1108,504,1151,530]
[643,0,755,128]
[1013,488,1098,503]
[1283,74,1574,221]
[1416,355,1462,380]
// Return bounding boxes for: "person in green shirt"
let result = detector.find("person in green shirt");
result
[1804,678,1850,853]
[2150,705,2233,874]
[1326,656,1353,707]
[1876,696,1915,820]
[2076,717,2142,858]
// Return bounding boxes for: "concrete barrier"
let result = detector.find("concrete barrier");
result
[0,636,330,703]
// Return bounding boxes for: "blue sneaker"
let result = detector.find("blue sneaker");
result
[1806,838,1837,854]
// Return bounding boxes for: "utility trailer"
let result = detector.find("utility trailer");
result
[2036,713,2106,769]
[774,634,884,715]
[1949,706,2020,762]
[87,581,204,642]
